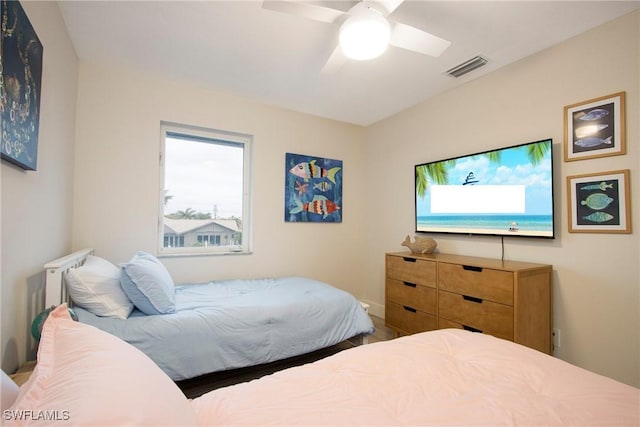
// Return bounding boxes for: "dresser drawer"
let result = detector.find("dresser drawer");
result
[385,301,437,334]
[438,318,513,341]
[386,278,436,314]
[386,255,436,287]
[438,262,513,305]
[438,290,513,340]
[439,318,463,330]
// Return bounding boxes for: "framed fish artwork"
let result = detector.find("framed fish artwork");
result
[0,0,44,171]
[563,92,625,162]
[285,153,342,223]
[567,169,630,234]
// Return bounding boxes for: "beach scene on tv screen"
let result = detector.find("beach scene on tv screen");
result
[416,141,553,237]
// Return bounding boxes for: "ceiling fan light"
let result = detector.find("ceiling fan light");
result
[339,9,391,61]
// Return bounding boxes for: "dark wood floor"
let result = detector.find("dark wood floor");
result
[176,314,392,399]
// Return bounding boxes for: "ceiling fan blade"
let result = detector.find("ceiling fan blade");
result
[262,1,346,24]
[361,0,405,16]
[320,45,348,74]
[389,21,451,57]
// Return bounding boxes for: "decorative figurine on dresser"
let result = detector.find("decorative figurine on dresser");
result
[401,235,437,254]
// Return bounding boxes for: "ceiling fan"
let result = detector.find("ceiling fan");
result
[262,0,451,73]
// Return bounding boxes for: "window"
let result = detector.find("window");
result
[197,234,221,246]
[164,234,184,248]
[159,122,252,255]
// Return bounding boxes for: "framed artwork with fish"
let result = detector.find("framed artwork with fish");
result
[0,0,44,171]
[563,92,625,162]
[567,169,630,234]
[285,153,342,223]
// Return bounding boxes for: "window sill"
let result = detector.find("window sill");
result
[158,250,253,258]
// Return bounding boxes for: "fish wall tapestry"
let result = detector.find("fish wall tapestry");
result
[285,153,342,223]
[1,0,43,171]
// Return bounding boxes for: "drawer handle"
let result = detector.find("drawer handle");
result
[403,306,417,313]
[402,257,417,263]
[463,295,483,304]
[403,282,417,288]
[463,325,483,333]
[462,265,483,272]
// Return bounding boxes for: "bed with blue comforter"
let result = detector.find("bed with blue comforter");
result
[74,276,374,380]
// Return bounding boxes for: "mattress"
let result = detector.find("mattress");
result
[74,276,374,380]
[192,329,640,426]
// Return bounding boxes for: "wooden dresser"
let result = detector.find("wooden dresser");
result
[385,252,552,354]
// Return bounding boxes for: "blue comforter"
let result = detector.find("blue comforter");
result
[74,277,374,380]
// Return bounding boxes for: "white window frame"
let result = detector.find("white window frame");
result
[158,122,253,256]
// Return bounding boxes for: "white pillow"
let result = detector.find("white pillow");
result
[65,255,134,319]
[7,305,197,426]
[120,251,176,315]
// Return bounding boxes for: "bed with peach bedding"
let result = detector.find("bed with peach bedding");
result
[3,305,639,426]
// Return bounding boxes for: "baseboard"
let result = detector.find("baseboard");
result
[359,299,384,319]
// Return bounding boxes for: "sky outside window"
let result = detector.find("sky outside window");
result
[164,136,244,219]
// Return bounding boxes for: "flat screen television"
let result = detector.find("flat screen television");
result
[415,138,554,239]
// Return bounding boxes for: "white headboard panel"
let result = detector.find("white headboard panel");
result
[44,248,94,308]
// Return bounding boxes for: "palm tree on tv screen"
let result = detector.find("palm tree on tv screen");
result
[415,143,550,199]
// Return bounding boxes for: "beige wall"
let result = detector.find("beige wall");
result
[1,2,78,373]
[72,62,367,296]
[363,11,639,387]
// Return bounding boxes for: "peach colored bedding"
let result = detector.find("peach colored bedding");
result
[5,307,638,426]
[192,329,640,426]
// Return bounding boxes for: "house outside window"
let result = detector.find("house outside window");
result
[159,122,252,256]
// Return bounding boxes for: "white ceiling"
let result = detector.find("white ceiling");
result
[58,1,639,126]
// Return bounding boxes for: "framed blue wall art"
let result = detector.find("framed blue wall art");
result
[285,153,342,223]
[1,0,44,171]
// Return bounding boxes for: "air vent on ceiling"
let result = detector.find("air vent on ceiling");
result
[445,55,488,78]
